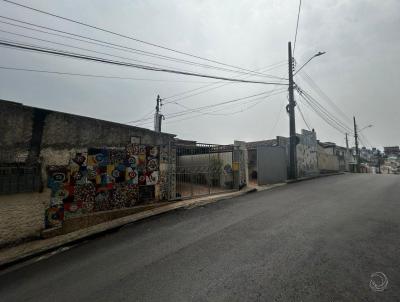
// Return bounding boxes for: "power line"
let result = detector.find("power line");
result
[293,0,302,56]
[297,102,311,130]
[0,17,287,80]
[296,87,352,135]
[0,65,222,83]
[163,62,287,104]
[298,70,352,124]
[0,29,201,73]
[168,88,287,117]
[296,86,352,133]
[137,89,287,126]
[131,89,286,125]
[0,40,289,85]
[1,0,285,79]
[268,97,286,137]
[298,94,346,135]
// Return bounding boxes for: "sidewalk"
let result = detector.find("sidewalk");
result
[0,183,286,268]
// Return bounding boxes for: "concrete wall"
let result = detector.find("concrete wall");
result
[0,100,33,163]
[0,99,176,246]
[296,130,319,177]
[0,192,48,247]
[317,145,340,172]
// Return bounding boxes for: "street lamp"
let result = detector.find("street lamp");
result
[359,124,373,132]
[294,51,326,75]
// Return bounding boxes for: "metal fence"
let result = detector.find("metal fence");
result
[170,143,235,200]
[0,164,42,195]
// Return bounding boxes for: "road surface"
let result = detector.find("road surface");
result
[1,174,399,301]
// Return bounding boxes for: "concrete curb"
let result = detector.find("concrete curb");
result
[0,187,269,269]
[286,172,344,184]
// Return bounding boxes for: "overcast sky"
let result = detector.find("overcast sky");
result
[0,0,399,148]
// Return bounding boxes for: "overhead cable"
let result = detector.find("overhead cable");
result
[1,0,285,79]
[0,40,289,85]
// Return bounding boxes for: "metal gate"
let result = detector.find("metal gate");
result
[256,146,287,185]
[169,143,235,200]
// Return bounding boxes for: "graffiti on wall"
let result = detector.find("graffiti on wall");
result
[45,144,166,228]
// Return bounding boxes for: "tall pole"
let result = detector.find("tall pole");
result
[353,116,360,172]
[154,95,162,133]
[288,42,297,179]
[345,133,349,171]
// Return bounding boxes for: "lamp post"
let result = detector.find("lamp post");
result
[287,46,325,180]
[294,51,326,76]
[359,124,373,132]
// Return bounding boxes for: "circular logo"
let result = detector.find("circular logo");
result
[370,272,388,292]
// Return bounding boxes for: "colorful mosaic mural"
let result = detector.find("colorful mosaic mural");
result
[45,144,165,228]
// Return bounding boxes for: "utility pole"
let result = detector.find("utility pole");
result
[345,133,349,171]
[353,116,360,173]
[287,42,297,179]
[154,95,163,133]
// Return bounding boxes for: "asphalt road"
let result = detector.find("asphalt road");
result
[1,174,399,301]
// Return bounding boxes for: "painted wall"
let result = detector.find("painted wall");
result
[296,130,319,177]
[45,145,169,228]
[0,99,176,245]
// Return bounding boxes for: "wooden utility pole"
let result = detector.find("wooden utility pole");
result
[288,42,297,179]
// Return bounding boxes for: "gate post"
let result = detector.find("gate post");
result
[233,141,249,189]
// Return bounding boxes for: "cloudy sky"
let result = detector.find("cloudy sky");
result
[0,0,399,148]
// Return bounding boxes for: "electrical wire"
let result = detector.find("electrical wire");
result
[131,89,286,125]
[268,97,286,137]
[0,17,287,80]
[163,61,287,103]
[297,102,311,130]
[293,0,302,56]
[0,65,221,83]
[168,87,287,117]
[298,70,352,124]
[163,61,288,105]
[296,86,353,134]
[1,0,286,80]
[297,86,353,133]
[0,40,289,85]
[0,28,207,73]
[297,89,351,135]
[138,89,287,126]
[0,18,287,80]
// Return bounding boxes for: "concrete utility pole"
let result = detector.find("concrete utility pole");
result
[345,133,349,150]
[353,116,360,173]
[154,95,163,133]
[287,42,297,179]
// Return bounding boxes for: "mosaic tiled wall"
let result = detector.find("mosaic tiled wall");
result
[45,144,169,228]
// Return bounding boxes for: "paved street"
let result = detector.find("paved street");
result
[1,174,399,301]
